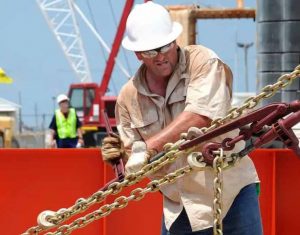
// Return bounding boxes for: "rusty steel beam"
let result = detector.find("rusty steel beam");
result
[167,5,255,46]
[193,8,255,19]
[167,6,255,20]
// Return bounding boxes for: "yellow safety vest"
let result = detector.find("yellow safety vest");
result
[55,108,77,139]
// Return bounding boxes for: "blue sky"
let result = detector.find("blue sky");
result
[0,0,256,127]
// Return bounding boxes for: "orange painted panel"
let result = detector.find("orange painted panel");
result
[250,149,300,235]
[103,164,163,235]
[0,149,105,235]
[0,149,162,235]
[0,149,299,235]
[275,151,300,235]
[250,150,276,235]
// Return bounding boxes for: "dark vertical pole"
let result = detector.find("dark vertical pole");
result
[52,96,56,112]
[42,113,46,131]
[34,103,38,130]
[18,91,22,133]
[244,46,248,92]
[238,42,253,92]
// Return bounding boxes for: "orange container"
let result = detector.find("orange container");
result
[0,149,299,235]
[250,150,300,235]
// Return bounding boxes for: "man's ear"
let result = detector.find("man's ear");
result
[135,52,143,61]
[174,40,179,49]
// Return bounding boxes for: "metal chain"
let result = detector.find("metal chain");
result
[205,65,300,132]
[23,65,300,235]
[45,165,193,235]
[213,149,224,235]
[22,143,195,235]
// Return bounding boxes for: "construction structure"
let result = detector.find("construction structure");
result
[0,98,20,148]
[0,116,16,148]
[36,0,133,146]
[257,0,300,105]
[167,2,255,47]
[1,1,300,235]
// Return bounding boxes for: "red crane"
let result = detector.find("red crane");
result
[68,0,134,146]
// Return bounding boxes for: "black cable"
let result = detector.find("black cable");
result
[108,0,133,76]
[86,0,108,62]
[87,0,118,94]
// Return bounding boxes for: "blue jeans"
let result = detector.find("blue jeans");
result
[161,183,262,235]
[57,138,78,148]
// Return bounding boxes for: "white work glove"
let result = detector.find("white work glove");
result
[125,141,157,175]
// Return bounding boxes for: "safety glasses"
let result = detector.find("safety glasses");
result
[140,42,174,59]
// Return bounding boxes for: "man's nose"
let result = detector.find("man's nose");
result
[154,52,166,61]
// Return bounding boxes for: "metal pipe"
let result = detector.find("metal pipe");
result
[237,42,254,92]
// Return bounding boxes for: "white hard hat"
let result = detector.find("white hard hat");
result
[122,2,182,52]
[56,94,69,104]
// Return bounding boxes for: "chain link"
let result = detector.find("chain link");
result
[44,165,193,235]
[22,146,196,235]
[206,65,300,132]
[23,65,300,235]
[213,149,224,235]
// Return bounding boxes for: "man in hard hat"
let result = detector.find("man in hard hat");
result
[102,2,262,235]
[49,94,84,148]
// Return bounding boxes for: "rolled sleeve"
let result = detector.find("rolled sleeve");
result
[49,115,57,131]
[115,98,142,150]
[184,58,233,120]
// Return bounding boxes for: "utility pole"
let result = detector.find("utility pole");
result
[52,96,56,112]
[34,103,38,131]
[18,91,22,133]
[237,42,253,92]
[42,113,46,131]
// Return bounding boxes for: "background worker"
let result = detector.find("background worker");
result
[102,2,262,235]
[49,94,84,148]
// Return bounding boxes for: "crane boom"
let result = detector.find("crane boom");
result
[72,3,131,81]
[36,0,92,83]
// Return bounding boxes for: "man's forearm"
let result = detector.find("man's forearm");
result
[49,129,56,141]
[146,111,211,152]
[77,128,83,139]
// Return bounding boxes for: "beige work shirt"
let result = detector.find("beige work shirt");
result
[116,45,259,231]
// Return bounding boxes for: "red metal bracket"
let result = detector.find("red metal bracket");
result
[179,100,300,164]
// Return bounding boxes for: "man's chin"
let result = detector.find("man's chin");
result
[156,68,173,78]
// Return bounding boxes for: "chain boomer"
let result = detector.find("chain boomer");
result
[23,65,300,235]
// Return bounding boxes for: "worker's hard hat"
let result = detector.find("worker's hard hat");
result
[56,94,69,104]
[122,2,182,52]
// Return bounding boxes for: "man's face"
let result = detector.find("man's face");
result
[59,100,69,113]
[136,42,179,79]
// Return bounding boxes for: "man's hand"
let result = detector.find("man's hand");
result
[125,141,157,175]
[48,129,57,148]
[77,137,84,147]
[50,140,56,148]
[101,133,124,164]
